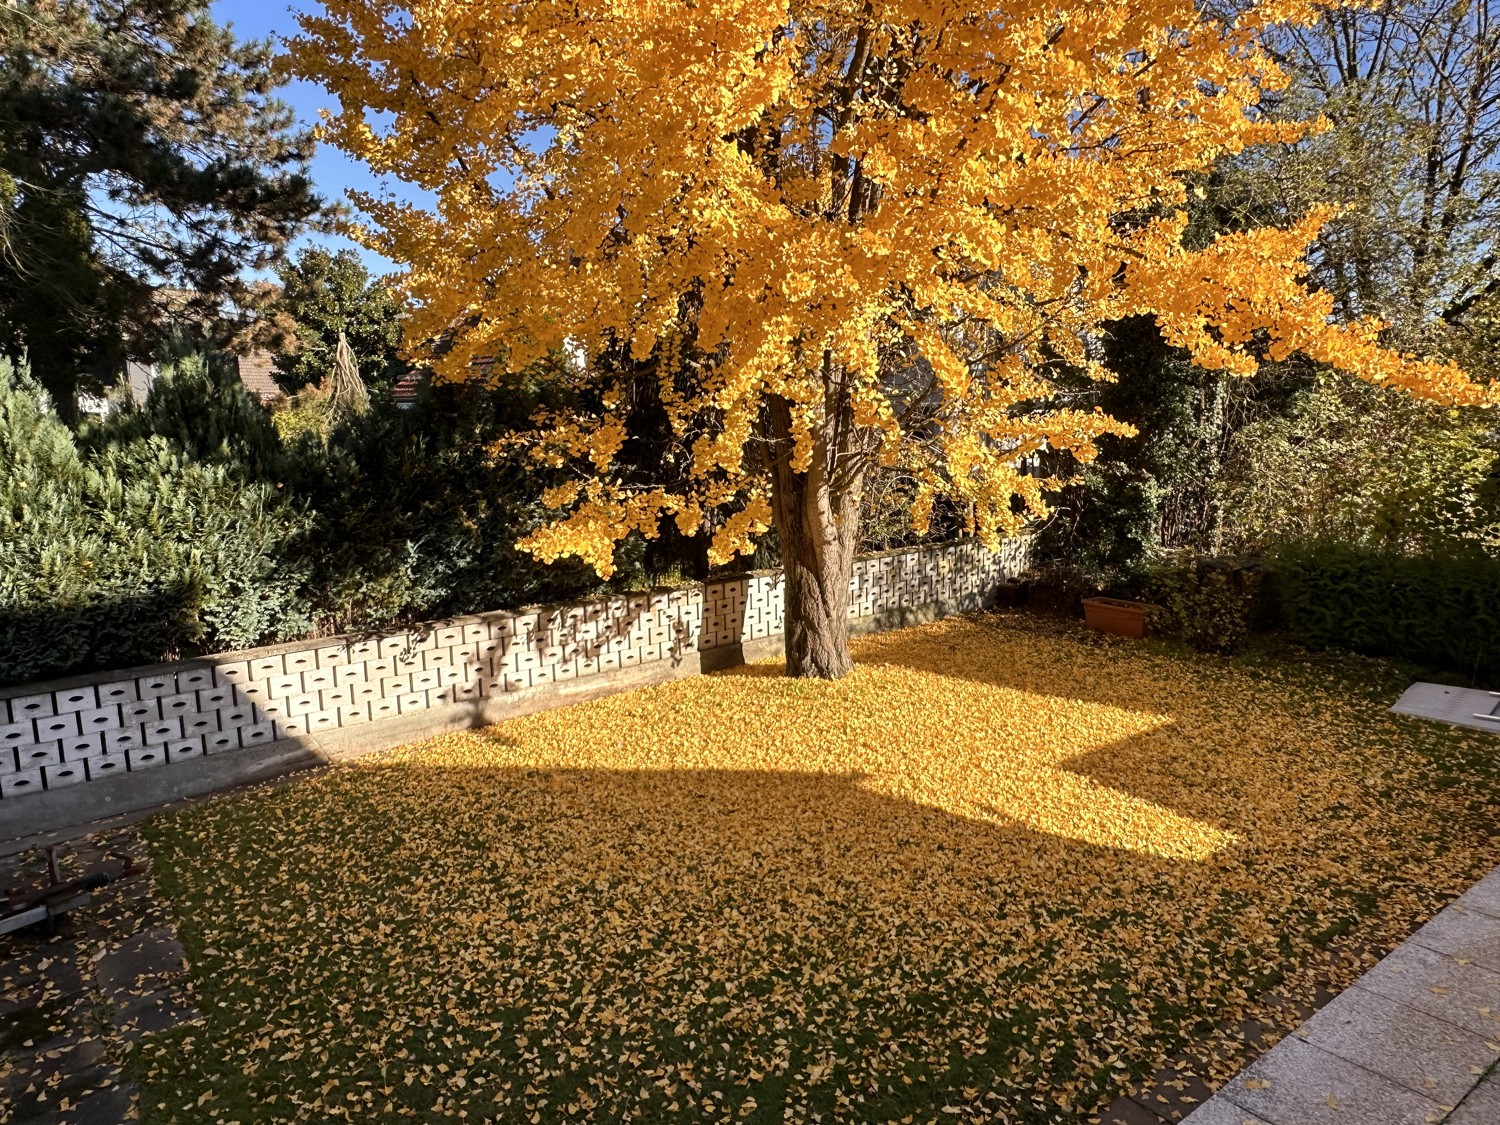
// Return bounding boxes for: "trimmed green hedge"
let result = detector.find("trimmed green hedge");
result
[1272,542,1500,678]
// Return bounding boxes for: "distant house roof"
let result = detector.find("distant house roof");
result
[234,351,283,403]
[392,369,425,409]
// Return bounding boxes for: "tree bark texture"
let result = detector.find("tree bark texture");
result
[765,393,862,679]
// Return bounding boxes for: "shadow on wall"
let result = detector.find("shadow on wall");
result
[1,643,281,802]
[0,581,756,813]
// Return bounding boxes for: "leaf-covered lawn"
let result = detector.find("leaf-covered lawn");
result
[135,614,1500,1123]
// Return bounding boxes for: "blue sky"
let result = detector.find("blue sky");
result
[212,0,402,273]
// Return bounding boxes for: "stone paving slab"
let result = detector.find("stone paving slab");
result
[1123,1060,1221,1122]
[1406,903,1500,974]
[1446,1069,1500,1124]
[1,828,199,1124]
[1458,872,1500,916]
[93,927,187,1001]
[1173,1102,1272,1125]
[1182,867,1500,1125]
[1354,942,1500,1040]
[1291,985,1499,1104]
[1390,683,1500,735]
[1213,1034,1454,1124]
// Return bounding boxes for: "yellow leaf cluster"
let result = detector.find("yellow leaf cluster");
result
[136,615,1500,1123]
[290,0,1497,574]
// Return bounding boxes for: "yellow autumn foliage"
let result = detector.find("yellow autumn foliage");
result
[137,615,1500,1123]
[290,0,1496,578]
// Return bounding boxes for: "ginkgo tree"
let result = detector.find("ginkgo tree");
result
[292,0,1495,678]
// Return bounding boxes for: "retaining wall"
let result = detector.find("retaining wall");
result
[0,538,1030,838]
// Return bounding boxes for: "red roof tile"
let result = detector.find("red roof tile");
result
[235,351,284,403]
[392,370,425,406]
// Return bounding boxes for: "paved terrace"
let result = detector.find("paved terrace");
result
[1182,867,1500,1125]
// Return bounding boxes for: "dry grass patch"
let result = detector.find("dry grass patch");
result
[135,614,1500,1123]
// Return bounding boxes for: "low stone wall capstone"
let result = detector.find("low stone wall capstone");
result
[0,538,1029,837]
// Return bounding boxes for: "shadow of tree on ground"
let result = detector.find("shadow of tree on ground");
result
[133,614,1500,1124]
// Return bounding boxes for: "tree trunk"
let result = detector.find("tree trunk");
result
[29,338,81,428]
[766,394,862,679]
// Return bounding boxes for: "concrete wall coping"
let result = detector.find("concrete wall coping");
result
[0,537,1032,838]
[0,538,1018,702]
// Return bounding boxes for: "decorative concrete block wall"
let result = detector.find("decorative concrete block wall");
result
[0,538,1029,808]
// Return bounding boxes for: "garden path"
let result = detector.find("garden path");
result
[1176,866,1500,1125]
[0,826,198,1124]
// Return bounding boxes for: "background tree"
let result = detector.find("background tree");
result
[271,247,405,393]
[1040,1,1500,578]
[1222,0,1500,554]
[294,0,1493,678]
[0,0,325,422]
[1035,316,1294,581]
[1219,377,1500,553]
[1249,0,1500,354]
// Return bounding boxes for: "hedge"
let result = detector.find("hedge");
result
[1272,541,1500,679]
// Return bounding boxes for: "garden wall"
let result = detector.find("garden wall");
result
[0,538,1030,838]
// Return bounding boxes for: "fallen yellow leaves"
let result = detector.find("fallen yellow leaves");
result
[135,614,1500,1123]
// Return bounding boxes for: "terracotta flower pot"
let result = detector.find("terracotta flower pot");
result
[1081,596,1156,639]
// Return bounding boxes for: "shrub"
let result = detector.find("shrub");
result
[0,362,313,683]
[1142,554,1262,654]
[289,380,606,635]
[1271,542,1500,678]
[80,352,289,477]
[0,357,615,686]
[1221,378,1500,557]
[1,347,995,688]
[269,393,332,445]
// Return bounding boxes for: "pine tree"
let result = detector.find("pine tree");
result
[0,0,326,422]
